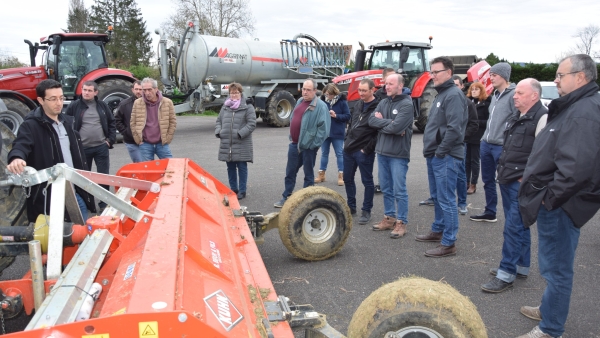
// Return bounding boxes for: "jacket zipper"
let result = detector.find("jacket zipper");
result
[229,109,235,161]
[486,89,509,143]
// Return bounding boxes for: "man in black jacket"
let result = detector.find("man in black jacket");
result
[416,57,468,257]
[343,79,380,224]
[481,78,547,294]
[516,55,600,338]
[65,81,116,211]
[115,81,144,162]
[7,79,96,222]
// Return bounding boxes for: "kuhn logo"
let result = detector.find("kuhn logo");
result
[204,290,243,331]
[209,47,248,60]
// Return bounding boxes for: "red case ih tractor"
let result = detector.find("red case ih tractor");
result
[0,28,135,135]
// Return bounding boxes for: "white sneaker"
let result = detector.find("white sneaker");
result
[516,326,562,338]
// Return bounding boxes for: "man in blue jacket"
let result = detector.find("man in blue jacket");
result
[416,57,468,257]
[274,79,330,208]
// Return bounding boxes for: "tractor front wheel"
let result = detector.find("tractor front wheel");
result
[415,81,437,133]
[98,79,133,143]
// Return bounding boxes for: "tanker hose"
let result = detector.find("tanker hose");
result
[174,25,192,87]
[292,33,326,67]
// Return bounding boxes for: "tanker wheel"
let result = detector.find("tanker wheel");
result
[0,123,27,274]
[265,91,295,127]
[278,186,352,261]
[347,277,488,338]
[0,110,24,135]
[414,81,437,133]
[98,79,133,143]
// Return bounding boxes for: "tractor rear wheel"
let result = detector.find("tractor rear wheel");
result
[278,186,352,261]
[98,79,133,143]
[2,97,31,119]
[415,81,437,133]
[265,91,295,127]
[347,277,488,338]
[0,110,24,135]
[0,123,28,274]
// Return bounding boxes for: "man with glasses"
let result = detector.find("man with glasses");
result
[470,62,518,223]
[115,80,144,162]
[274,78,330,208]
[7,79,96,222]
[517,54,600,338]
[65,81,116,213]
[416,57,468,257]
[131,77,177,161]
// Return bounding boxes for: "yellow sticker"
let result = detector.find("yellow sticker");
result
[83,335,110,338]
[139,321,159,337]
[112,307,127,316]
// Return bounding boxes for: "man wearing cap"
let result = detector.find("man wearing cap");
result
[470,63,518,222]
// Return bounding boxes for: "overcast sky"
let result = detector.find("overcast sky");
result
[2,0,599,65]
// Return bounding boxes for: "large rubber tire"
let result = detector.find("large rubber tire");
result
[265,91,295,127]
[414,81,437,133]
[0,110,24,135]
[98,79,133,143]
[0,123,27,274]
[2,97,30,119]
[278,186,352,261]
[347,277,488,338]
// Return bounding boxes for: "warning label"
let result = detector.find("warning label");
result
[138,321,158,337]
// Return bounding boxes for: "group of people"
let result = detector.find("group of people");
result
[6,77,177,220]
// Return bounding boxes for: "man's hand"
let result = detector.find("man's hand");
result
[374,112,383,119]
[105,140,110,147]
[7,158,26,175]
[329,110,336,118]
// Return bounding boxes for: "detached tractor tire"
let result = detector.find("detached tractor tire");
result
[98,79,133,143]
[0,110,24,135]
[278,186,352,261]
[414,81,437,133]
[265,90,295,127]
[347,277,487,338]
[2,97,30,119]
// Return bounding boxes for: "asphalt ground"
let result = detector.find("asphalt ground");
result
[2,115,599,337]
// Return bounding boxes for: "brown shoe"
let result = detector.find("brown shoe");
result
[415,231,443,242]
[467,184,476,194]
[390,221,406,238]
[372,216,396,231]
[520,305,542,321]
[424,244,456,257]
[337,172,344,186]
[314,170,325,183]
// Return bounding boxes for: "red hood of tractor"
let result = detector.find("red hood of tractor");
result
[467,61,494,95]
[333,70,384,101]
[0,66,47,101]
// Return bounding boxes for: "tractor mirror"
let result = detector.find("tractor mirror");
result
[400,46,410,64]
[52,37,61,56]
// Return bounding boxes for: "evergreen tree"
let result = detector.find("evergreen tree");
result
[67,0,89,33]
[88,0,153,67]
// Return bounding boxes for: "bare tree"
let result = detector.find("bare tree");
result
[573,24,600,55]
[161,0,255,44]
[67,0,89,33]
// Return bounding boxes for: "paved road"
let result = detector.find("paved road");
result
[3,116,599,337]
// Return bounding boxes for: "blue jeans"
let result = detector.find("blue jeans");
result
[537,206,580,337]
[139,142,173,161]
[496,181,530,282]
[480,141,502,216]
[84,143,110,209]
[226,161,248,193]
[319,137,344,172]
[282,144,317,199]
[377,154,409,223]
[125,143,145,163]
[457,151,467,209]
[343,150,375,212]
[75,193,88,221]
[427,156,460,246]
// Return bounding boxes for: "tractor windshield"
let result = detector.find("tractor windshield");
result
[56,40,106,97]
[402,48,426,77]
[370,49,400,70]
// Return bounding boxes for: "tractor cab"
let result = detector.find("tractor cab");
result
[39,32,111,100]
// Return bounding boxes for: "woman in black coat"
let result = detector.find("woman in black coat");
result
[215,83,256,200]
[465,82,491,194]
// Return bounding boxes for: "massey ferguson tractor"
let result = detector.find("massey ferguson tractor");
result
[155,21,348,127]
[0,127,489,337]
[0,28,136,136]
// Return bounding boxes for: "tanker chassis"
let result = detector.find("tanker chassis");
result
[156,21,349,127]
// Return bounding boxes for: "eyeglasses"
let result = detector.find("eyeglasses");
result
[429,69,449,76]
[44,96,65,102]
[555,71,581,81]
[229,92,241,95]
[302,88,315,92]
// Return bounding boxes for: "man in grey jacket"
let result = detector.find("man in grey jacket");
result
[416,57,468,257]
[470,62,518,222]
[368,74,413,239]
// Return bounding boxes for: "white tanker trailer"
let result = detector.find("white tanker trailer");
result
[155,21,348,127]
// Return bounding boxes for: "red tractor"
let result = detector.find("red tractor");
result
[0,28,136,135]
